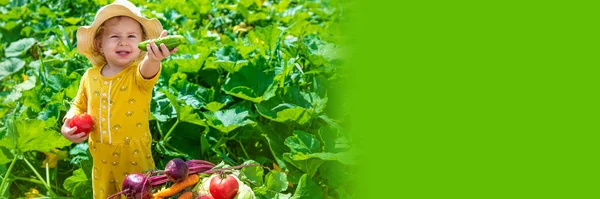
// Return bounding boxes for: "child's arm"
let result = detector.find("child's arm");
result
[61,71,89,143]
[139,30,178,79]
[64,71,89,121]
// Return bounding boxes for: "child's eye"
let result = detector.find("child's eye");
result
[129,35,136,38]
[111,36,118,38]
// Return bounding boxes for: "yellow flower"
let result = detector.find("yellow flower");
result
[41,148,67,169]
[24,188,41,198]
[273,162,282,172]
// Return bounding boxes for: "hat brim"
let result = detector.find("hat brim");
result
[77,4,162,67]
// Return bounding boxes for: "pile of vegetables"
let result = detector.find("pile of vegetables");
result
[108,158,257,199]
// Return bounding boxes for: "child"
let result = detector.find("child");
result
[59,0,177,198]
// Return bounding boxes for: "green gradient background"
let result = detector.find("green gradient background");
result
[349,1,599,198]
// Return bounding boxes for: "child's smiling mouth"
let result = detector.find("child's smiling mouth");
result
[116,50,131,57]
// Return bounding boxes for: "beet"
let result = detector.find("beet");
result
[107,173,151,199]
[165,158,189,183]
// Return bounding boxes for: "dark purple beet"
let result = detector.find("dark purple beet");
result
[123,173,152,199]
[165,158,189,183]
[107,173,151,199]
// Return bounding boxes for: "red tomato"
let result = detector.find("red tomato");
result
[68,113,94,135]
[209,174,239,199]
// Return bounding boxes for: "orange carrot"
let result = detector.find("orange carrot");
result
[178,191,193,199]
[153,174,200,198]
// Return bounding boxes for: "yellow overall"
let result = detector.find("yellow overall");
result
[66,62,160,199]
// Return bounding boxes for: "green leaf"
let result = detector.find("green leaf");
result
[206,93,234,112]
[63,17,82,25]
[214,60,248,73]
[262,126,291,171]
[69,143,91,166]
[179,105,207,126]
[151,88,176,122]
[255,87,326,125]
[163,87,181,113]
[257,106,311,124]
[5,38,35,57]
[0,147,13,164]
[276,193,292,199]
[290,174,323,199]
[197,0,212,14]
[265,170,288,193]
[291,152,336,161]
[336,151,358,165]
[248,12,268,23]
[164,121,206,160]
[0,119,71,153]
[2,21,18,31]
[69,143,88,157]
[49,91,65,108]
[250,26,283,52]
[237,3,250,18]
[173,78,209,109]
[318,162,350,190]
[222,58,277,103]
[203,102,256,133]
[22,88,41,112]
[241,160,264,186]
[37,103,61,121]
[63,168,93,198]
[284,130,320,154]
[283,153,323,178]
[3,90,22,103]
[290,152,356,165]
[65,77,81,100]
[313,43,342,61]
[215,45,240,62]
[47,73,72,92]
[206,101,226,112]
[318,126,337,152]
[0,58,25,80]
[238,0,254,8]
[14,76,35,91]
[175,46,212,73]
[155,140,188,159]
[171,77,233,112]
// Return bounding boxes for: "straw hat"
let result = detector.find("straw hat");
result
[77,0,162,67]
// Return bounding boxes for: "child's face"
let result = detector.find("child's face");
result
[97,17,144,68]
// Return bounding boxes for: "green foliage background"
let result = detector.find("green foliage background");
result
[0,0,354,198]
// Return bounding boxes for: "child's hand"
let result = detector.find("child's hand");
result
[145,30,178,62]
[61,117,88,143]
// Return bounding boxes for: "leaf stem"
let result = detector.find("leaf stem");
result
[164,142,186,156]
[0,156,17,196]
[12,177,70,195]
[54,167,59,196]
[237,140,250,160]
[163,119,180,141]
[45,162,50,187]
[223,145,238,163]
[23,158,56,196]
[36,44,47,86]
[156,120,164,138]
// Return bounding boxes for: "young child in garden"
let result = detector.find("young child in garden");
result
[59,0,177,198]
